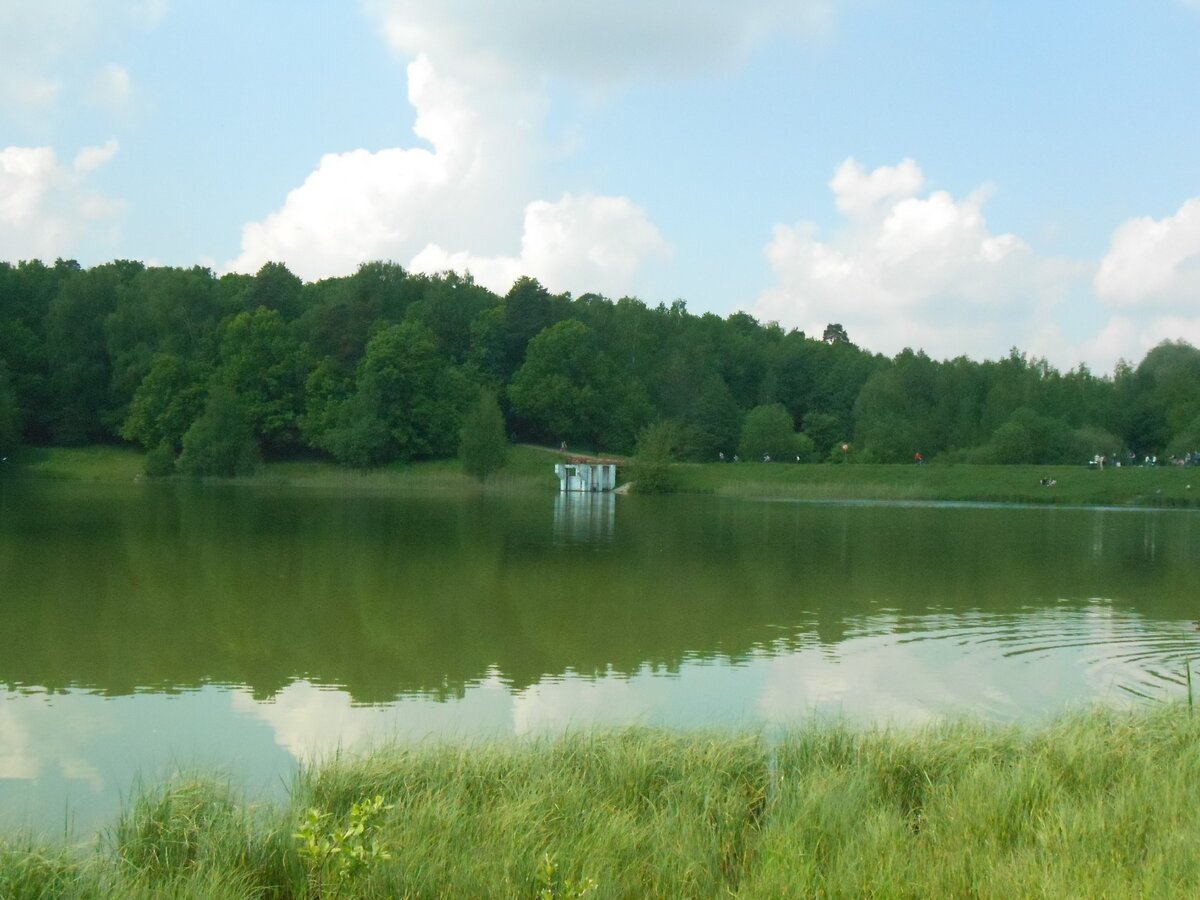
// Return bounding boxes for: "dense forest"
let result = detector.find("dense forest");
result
[1,258,1199,473]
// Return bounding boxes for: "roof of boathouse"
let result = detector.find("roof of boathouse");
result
[563,456,621,467]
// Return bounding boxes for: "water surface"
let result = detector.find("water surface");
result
[2,480,1198,834]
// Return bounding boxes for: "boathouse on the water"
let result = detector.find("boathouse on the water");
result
[554,457,618,492]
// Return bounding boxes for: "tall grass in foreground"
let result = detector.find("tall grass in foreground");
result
[4,706,1200,897]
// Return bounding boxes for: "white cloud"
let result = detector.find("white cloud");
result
[73,138,119,174]
[1,73,61,113]
[750,157,1085,361]
[87,63,134,115]
[1086,314,1200,366]
[830,157,925,220]
[225,47,670,291]
[1094,197,1200,308]
[227,2,829,288]
[226,54,538,280]
[411,192,669,296]
[0,1,159,117]
[364,0,832,86]
[0,142,124,261]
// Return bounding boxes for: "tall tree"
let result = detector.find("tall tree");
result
[738,403,799,460]
[121,353,207,451]
[355,320,473,461]
[43,263,127,442]
[509,319,651,451]
[0,365,21,456]
[215,308,310,453]
[459,388,508,483]
[177,384,261,476]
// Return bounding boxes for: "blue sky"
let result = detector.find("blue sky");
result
[2,1,1199,371]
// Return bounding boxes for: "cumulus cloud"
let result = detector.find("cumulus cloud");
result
[0,141,124,261]
[411,192,669,296]
[225,46,669,293]
[228,3,833,289]
[1094,197,1200,308]
[750,158,1084,361]
[226,54,539,281]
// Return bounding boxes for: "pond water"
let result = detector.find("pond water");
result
[2,479,1199,835]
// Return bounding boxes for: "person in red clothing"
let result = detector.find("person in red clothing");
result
[914,451,924,464]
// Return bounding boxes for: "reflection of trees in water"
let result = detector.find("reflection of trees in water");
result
[0,483,1197,703]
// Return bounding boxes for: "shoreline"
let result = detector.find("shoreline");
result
[5,444,1199,510]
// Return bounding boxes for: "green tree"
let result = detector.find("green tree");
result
[105,265,219,422]
[406,271,497,364]
[143,440,176,477]
[681,372,741,461]
[121,353,207,451]
[43,264,127,442]
[471,276,567,382]
[801,411,841,457]
[631,420,684,493]
[509,319,652,451]
[988,407,1078,464]
[0,365,20,456]
[299,358,353,450]
[852,349,939,462]
[356,321,472,461]
[244,261,303,320]
[177,384,261,476]
[459,388,508,483]
[318,380,391,469]
[1168,413,1200,457]
[737,403,798,461]
[822,323,850,344]
[214,308,310,452]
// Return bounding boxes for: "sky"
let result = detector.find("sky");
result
[2,0,1199,372]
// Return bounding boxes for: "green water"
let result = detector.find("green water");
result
[2,479,1199,834]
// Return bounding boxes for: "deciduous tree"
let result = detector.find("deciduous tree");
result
[459,388,508,483]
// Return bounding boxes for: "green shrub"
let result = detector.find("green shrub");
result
[143,440,176,477]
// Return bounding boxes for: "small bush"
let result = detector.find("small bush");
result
[632,421,683,493]
[143,440,176,477]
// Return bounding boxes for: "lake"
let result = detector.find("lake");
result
[2,479,1198,835]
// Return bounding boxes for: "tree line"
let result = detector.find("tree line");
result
[1,257,1198,473]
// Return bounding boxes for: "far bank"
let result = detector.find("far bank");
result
[4,444,1200,508]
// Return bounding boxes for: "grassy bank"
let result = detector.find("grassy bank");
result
[6,444,1199,507]
[4,705,1200,898]
[1,444,565,494]
[671,459,1200,507]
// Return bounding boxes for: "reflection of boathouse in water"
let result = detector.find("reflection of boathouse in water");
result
[554,457,619,493]
[553,492,615,544]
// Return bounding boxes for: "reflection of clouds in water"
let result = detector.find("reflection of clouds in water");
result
[0,701,39,779]
[232,672,518,762]
[753,607,1188,726]
[58,757,104,792]
[755,646,945,727]
[234,607,1192,760]
[511,671,650,735]
[0,690,117,787]
[230,682,382,761]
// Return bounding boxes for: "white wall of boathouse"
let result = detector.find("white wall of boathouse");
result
[554,462,617,493]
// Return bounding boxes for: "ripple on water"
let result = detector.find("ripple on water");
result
[864,605,1200,703]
